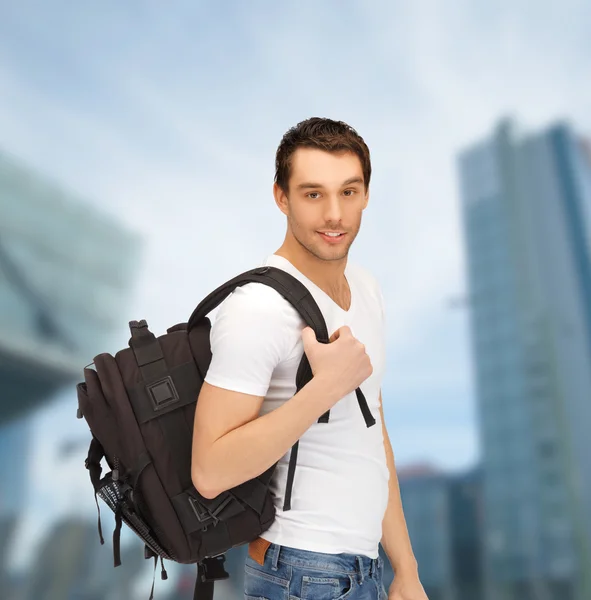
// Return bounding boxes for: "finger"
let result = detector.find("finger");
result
[329,329,340,342]
[338,325,352,337]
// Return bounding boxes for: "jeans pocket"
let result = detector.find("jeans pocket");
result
[244,562,290,600]
[301,572,355,600]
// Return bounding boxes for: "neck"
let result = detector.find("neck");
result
[273,243,348,295]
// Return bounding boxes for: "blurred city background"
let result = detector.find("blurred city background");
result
[0,2,589,600]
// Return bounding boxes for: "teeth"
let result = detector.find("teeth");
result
[322,232,342,237]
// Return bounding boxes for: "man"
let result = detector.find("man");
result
[191,118,427,600]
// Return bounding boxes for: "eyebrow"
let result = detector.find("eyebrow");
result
[296,176,364,190]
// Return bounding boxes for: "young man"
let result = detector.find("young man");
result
[191,118,427,600]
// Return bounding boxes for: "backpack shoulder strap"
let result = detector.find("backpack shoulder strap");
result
[187,265,373,423]
[187,265,374,513]
[188,266,329,343]
[188,266,330,396]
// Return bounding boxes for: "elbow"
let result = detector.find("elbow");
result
[191,464,219,500]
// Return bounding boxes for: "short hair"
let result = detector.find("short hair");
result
[275,117,371,195]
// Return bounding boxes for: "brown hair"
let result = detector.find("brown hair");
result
[275,117,371,195]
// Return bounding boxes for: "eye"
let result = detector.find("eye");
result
[307,192,320,199]
[343,189,356,197]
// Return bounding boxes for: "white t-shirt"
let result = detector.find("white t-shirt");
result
[203,253,389,559]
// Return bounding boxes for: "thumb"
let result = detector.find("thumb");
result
[301,326,317,348]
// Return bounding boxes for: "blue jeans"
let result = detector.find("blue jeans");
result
[244,542,388,600]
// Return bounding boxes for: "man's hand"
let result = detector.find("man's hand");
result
[388,571,429,600]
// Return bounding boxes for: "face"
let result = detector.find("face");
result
[273,147,369,262]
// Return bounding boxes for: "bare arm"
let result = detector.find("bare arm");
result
[191,376,338,499]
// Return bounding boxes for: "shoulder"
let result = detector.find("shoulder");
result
[224,281,294,309]
[215,281,300,325]
[208,280,302,364]
[348,261,381,294]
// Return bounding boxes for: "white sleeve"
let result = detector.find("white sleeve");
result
[203,283,293,397]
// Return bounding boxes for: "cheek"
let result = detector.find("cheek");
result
[290,211,319,233]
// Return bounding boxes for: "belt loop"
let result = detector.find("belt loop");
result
[271,543,281,571]
[355,556,364,584]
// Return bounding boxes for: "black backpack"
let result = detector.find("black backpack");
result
[76,265,376,600]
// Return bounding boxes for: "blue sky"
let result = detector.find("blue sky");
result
[1,0,590,571]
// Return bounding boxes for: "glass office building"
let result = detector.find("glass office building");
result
[0,148,143,424]
[457,119,591,600]
[0,148,143,592]
[397,465,483,600]
[398,466,455,600]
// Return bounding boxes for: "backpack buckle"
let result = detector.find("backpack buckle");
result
[199,555,229,582]
[188,497,218,528]
[188,494,233,529]
[210,495,233,519]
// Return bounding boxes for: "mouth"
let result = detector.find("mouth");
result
[317,231,347,243]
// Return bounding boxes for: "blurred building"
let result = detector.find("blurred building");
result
[0,148,143,595]
[457,118,591,600]
[398,465,454,600]
[398,464,483,600]
[448,466,484,600]
[0,418,29,515]
[0,512,20,594]
[0,149,143,424]
[0,418,30,593]
[18,517,146,600]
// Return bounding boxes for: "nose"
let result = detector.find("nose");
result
[323,194,344,223]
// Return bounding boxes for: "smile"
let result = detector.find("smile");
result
[318,232,347,243]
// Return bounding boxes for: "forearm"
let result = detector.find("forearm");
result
[380,401,418,575]
[198,377,338,498]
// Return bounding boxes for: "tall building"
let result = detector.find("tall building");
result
[0,418,29,516]
[21,517,146,600]
[397,464,455,600]
[0,148,143,591]
[448,466,484,600]
[457,119,591,600]
[397,464,483,600]
[0,148,143,424]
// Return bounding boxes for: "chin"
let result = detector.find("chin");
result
[319,247,349,261]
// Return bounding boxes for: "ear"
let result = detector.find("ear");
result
[273,182,289,216]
